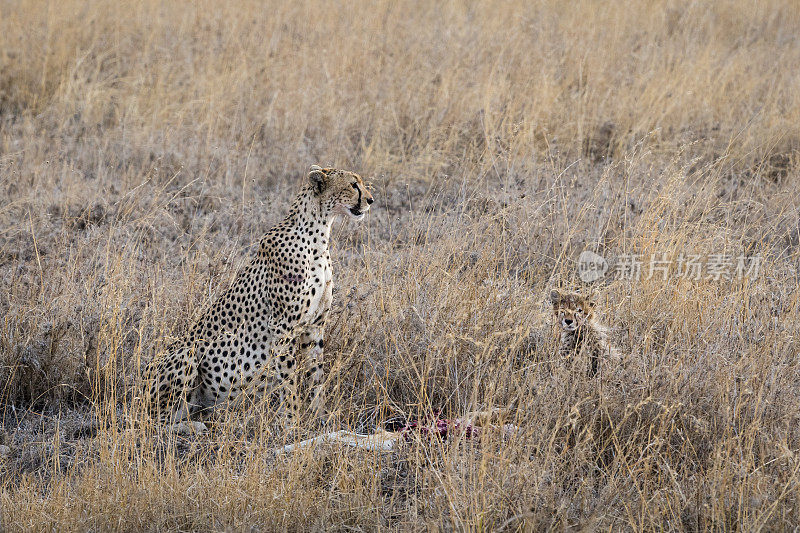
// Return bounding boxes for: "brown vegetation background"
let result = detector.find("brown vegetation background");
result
[1,0,799,530]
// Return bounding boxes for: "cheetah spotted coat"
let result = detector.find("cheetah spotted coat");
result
[147,166,374,424]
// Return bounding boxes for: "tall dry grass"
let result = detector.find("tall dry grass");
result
[1,0,799,530]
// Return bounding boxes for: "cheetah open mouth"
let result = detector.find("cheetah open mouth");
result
[349,207,363,216]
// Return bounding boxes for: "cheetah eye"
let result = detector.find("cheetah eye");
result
[576,307,583,314]
[351,182,358,189]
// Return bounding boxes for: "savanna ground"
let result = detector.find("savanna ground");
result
[1,0,800,530]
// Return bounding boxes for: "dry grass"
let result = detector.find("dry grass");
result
[1,0,800,530]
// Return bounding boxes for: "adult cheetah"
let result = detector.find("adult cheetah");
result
[147,165,374,427]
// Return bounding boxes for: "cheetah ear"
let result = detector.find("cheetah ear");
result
[549,289,562,306]
[308,165,328,193]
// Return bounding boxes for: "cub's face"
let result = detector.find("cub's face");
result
[550,289,595,332]
[308,165,374,221]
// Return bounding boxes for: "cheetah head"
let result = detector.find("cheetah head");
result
[308,165,374,221]
[550,289,595,332]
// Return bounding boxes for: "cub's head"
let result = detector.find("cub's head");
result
[550,289,595,332]
[308,165,374,221]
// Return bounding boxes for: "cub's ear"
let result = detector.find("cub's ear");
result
[586,294,597,309]
[549,289,562,305]
[308,166,328,193]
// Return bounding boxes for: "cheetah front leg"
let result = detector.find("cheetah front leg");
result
[297,314,327,423]
[271,334,303,425]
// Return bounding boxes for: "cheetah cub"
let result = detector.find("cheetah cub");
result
[549,289,617,377]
